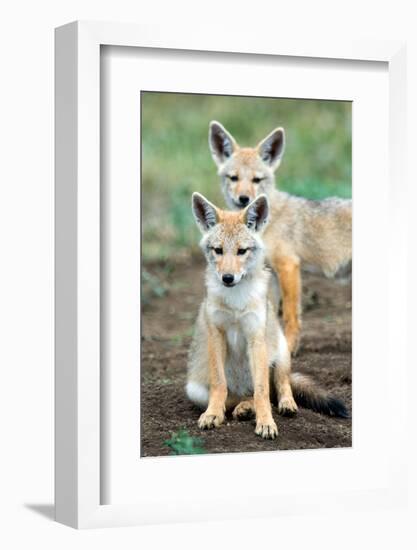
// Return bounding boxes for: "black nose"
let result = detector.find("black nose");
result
[239,195,250,206]
[222,273,235,285]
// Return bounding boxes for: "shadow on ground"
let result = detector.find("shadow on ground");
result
[24,504,55,521]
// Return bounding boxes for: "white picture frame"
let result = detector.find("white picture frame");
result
[55,21,407,529]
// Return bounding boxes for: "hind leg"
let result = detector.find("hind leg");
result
[274,329,298,416]
[186,384,244,414]
[232,398,255,421]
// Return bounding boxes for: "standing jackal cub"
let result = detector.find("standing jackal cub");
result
[209,121,352,354]
[186,193,348,440]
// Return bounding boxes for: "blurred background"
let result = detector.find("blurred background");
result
[141,91,351,263]
[141,93,352,456]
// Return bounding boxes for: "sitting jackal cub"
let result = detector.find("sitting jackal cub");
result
[186,192,348,440]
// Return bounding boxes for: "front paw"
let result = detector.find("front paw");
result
[255,418,278,440]
[198,410,224,430]
[278,395,298,416]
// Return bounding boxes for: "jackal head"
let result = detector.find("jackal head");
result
[209,121,285,210]
[192,192,269,287]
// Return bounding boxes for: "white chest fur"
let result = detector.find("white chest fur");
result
[223,320,253,397]
[206,273,269,397]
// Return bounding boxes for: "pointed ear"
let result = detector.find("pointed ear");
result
[192,192,219,233]
[243,195,269,232]
[257,127,285,170]
[209,121,237,166]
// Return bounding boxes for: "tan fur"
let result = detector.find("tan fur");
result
[197,321,227,429]
[209,121,352,354]
[273,256,302,353]
[187,193,298,440]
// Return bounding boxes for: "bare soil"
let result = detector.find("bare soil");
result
[141,259,352,457]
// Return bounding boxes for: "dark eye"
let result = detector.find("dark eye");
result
[214,247,223,255]
[237,248,247,255]
[252,177,262,184]
[228,175,238,182]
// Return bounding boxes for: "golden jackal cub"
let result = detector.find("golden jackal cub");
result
[186,192,348,440]
[209,121,352,354]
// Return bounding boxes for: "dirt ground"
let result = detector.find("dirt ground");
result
[141,259,352,457]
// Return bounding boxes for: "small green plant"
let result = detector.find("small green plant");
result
[164,429,205,455]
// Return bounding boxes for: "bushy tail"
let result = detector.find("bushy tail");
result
[290,372,349,418]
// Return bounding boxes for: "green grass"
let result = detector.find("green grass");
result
[164,429,205,455]
[141,92,351,261]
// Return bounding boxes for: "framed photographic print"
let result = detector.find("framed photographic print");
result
[140,91,352,458]
[55,21,407,528]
